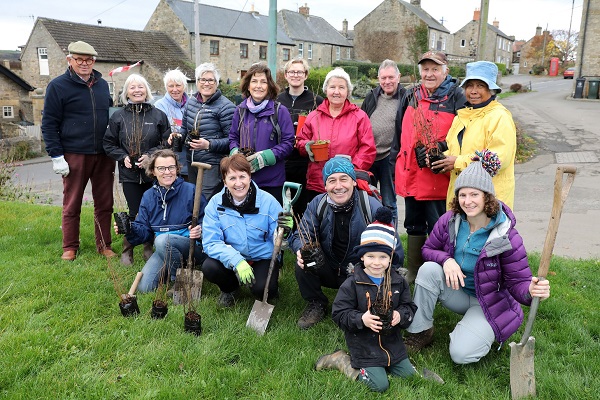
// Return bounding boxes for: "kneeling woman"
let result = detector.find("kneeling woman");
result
[202,154,288,307]
[114,149,206,292]
[404,155,550,364]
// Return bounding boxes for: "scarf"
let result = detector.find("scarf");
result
[246,98,269,114]
[222,183,259,214]
[327,194,355,214]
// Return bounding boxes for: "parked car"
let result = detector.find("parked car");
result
[563,68,575,79]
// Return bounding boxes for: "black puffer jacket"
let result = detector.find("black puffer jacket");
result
[180,89,236,166]
[104,103,170,183]
[332,264,416,368]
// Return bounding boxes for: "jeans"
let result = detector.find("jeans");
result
[137,233,203,293]
[403,196,446,235]
[369,155,397,220]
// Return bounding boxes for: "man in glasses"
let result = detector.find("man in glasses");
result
[42,41,116,261]
[277,58,323,217]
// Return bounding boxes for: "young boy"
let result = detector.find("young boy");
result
[317,207,418,392]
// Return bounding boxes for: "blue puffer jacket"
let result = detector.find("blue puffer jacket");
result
[422,202,532,344]
[180,89,236,166]
[202,182,283,269]
[126,177,206,246]
[42,68,112,157]
[229,99,295,188]
[154,92,189,175]
[289,190,405,272]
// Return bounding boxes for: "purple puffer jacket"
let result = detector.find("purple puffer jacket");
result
[422,202,533,344]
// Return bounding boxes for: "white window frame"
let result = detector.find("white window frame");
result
[346,48,351,59]
[38,47,49,76]
[307,43,313,60]
[3,106,14,118]
[336,46,340,61]
[430,32,436,49]
[283,48,290,61]
[442,36,446,51]
[298,43,304,58]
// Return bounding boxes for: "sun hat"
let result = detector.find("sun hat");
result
[460,61,502,92]
[322,155,356,184]
[68,41,98,56]
[418,51,448,65]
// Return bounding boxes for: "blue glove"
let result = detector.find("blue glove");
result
[235,260,255,286]
[246,149,276,173]
[305,141,315,162]
[230,147,240,156]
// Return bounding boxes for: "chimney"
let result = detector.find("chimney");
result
[492,19,499,28]
[473,8,480,21]
[410,0,421,6]
[97,19,102,26]
[342,19,348,36]
[535,26,542,36]
[299,3,309,16]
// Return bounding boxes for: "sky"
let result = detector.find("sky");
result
[0,0,583,51]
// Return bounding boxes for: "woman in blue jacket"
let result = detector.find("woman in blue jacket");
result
[114,149,206,293]
[202,154,288,308]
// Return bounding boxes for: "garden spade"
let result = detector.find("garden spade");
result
[173,162,211,305]
[247,182,302,335]
[509,165,576,400]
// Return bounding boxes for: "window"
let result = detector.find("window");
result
[38,47,49,75]
[3,106,14,118]
[298,43,303,58]
[442,36,446,51]
[283,48,290,61]
[430,32,436,49]
[346,48,351,59]
[460,39,466,47]
[210,40,219,56]
[307,44,313,60]
[498,38,502,50]
[259,45,267,60]
[336,46,340,61]
[108,82,115,96]
[240,43,248,58]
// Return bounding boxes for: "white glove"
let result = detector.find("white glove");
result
[52,156,70,177]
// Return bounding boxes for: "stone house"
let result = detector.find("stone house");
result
[452,9,514,67]
[353,0,451,64]
[518,27,552,73]
[575,0,600,94]
[19,17,195,104]
[0,63,35,138]
[145,0,296,82]
[278,5,353,68]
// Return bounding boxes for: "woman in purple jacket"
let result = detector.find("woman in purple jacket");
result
[403,156,550,364]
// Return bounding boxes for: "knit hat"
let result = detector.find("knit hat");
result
[353,207,399,264]
[68,41,98,56]
[454,150,501,196]
[322,155,356,184]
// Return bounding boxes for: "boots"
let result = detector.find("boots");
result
[121,238,134,266]
[315,350,360,380]
[404,326,435,353]
[406,235,427,284]
[143,242,154,261]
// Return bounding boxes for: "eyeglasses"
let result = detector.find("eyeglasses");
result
[286,71,305,76]
[71,57,95,65]
[198,78,216,84]
[155,165,177,173]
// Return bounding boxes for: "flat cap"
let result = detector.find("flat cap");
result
[418,51,447,65]
[68,41,97,56]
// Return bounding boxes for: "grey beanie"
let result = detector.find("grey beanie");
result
[455,161,495,195]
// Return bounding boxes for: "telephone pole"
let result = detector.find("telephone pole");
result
[477,0,489,61]
[194,0,201,67]
[268,0,278,74]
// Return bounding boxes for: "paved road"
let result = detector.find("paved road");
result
[13,75,600,259]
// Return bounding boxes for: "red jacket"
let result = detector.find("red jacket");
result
[296,99,376,192]
[395,81,465,200]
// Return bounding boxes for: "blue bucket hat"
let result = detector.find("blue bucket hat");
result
[460,61,502,93]
[322,155,356,184]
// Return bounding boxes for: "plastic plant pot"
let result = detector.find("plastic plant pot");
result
[300,244,326,274]
[119,295,140,317]
[151,300,168,319]
[171,134,183,152]
[184,311,202,336]
[370,302,393,335]
[310,142,329,162]
[428,148,446,174]
[114,212,132,235]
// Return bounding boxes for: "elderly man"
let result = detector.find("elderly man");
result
[290,156,404,329]
[361,59,406,221]
[392,51,466,283]
[42,41,116,261]
[277,58,323,217]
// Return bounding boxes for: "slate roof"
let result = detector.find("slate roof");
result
[0,64,35,91]
[278,10,352,47]
[166,0,295,45]
[35,18,195,77]
[401,0,450,33]
[488,24,513,40]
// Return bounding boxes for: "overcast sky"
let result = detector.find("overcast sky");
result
[0,0,583,51]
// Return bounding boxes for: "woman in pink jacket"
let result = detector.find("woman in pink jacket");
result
[296,67,376,200]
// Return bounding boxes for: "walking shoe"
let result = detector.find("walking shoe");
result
[218,291,235,308]
[404,327,435,352]
[61,250,77,261]
[297,301,326,330]
[100,248,117,258]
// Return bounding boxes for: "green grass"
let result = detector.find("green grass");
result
[1,201,599,399]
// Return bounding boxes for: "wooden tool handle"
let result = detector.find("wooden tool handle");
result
[128,272,144,296]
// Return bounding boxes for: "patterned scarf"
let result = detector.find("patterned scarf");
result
[327,194,355,214]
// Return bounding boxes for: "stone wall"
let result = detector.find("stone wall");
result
[577,0,600,79]
[453,21,513,66]
[0,74,32,138]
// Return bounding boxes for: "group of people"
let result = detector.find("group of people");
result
[42,40,550,393]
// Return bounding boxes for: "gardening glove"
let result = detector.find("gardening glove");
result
[277,211,293,239]
[229,147,240,156]
[235,260,255,286]
[246,149,276,173]
[437,140,448,153]
[52,156,70,177]
[414,146,427,168]
[305,141,315,162]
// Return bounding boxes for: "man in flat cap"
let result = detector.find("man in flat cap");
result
[42,40,116,261]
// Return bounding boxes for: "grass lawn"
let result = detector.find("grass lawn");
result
[1,201,598,399]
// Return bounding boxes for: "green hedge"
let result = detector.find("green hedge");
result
[495,62,507,76]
